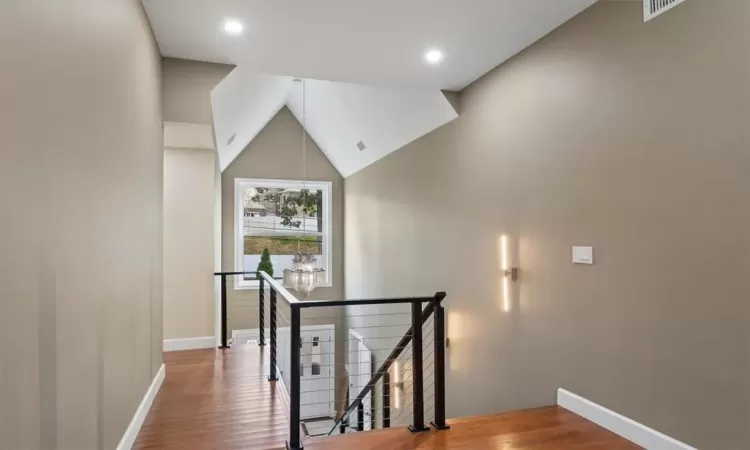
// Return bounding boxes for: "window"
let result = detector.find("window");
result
[235,178,332,289]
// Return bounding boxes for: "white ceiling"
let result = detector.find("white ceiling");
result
[142,0,597,91]
[148,0,599,176]
[285,79,457,177]
[211,67,458,176]
[211,69,293,171]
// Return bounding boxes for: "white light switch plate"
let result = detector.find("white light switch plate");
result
[573,246,594,264]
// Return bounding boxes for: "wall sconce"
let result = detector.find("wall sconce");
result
[501,235,519,281]
[500,235,518,313]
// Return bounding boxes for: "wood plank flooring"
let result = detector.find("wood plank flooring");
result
[135,346,640,450]
[134,345,290,450]
[306,407,642,450]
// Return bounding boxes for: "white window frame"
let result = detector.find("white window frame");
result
[234,177,332,290]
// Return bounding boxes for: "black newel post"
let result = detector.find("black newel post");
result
[268,288,278,381]
[430,292,450,430]
[383,371,391,428]
[408,301,428,432]
[288,305,303,449]
[219,274,228,349]
[258,274,265,347]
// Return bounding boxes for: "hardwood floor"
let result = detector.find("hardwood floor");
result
[306,407,642,450]
[134,345,290,450]
[136,346,640,450]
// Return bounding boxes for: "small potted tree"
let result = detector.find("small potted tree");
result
[257,248,274,278]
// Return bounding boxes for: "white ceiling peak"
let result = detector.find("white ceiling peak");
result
[211,70,458,176]
[285,79,457,177]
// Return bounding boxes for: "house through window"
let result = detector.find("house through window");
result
[234,178,332,289]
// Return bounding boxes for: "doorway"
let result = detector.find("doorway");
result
[300,325,335,419]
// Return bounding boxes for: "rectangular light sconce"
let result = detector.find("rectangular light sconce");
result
[500,235,518,313]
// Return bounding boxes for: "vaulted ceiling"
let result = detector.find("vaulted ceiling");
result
[142,0,598,176]
[210,68,459,176]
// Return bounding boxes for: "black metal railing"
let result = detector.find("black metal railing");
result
[328,299,440,435]
[213,271,283,348]
[213,270,449,450]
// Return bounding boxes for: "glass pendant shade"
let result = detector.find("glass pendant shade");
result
[283,252,326,295]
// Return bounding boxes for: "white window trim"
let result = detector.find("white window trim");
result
[234,177,333,290]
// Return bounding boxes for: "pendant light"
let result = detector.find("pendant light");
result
[283,79,325,296]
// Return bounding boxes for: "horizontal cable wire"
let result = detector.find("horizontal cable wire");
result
[298,348,410,357]
[301,312,411,320]
[251,299,442,433]
[392,397,436,427]
[317,323,413,330]
[298,349,432,374]
[327,377,435,422]
[389,381,436,425]
[300,399,354,407]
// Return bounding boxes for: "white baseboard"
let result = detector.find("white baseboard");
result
[116,364,166,450]
[163,336,216,352]
[557,389,697,450]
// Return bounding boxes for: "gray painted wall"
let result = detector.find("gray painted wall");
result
[221,106,345,325]
[344,1,750,449]
[221,105,348,411]
[162,57,234,125]
[161,58,230,343]
[163,147,216,340]
[0,0,163,449]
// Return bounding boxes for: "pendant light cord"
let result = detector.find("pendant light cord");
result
[300,79,307,252]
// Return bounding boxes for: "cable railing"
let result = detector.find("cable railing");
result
[213,271,284,348]
[213,270,448,450]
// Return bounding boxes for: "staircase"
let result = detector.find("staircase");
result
[136,270,641,450]
[214,270,449,449]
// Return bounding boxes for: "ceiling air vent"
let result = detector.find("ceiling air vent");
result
[227,133,236,146]
[644,0,686,22]
[356,140,367,151]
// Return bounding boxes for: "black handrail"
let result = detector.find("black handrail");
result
[295,296,437,308]
[213,271,282,348]
[213,271,256,347]
[258,271,299,305]
[213,271,260,276]
[326,296,442,436]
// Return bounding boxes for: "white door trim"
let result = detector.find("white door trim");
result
[346,329,366,374]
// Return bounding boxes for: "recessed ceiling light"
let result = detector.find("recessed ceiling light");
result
[425,49,444,64]
[224,19,244,35]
